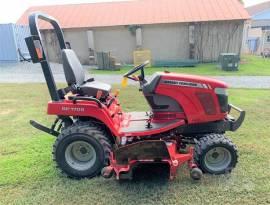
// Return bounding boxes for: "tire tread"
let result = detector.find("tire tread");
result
[52,121,112,179]
[194,133,238,174]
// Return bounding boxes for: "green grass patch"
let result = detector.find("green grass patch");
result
[90,55,270,76]
[0,84,270,204]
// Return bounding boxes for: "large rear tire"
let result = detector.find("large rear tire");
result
[53,122,112,178]
[195,134,238,174]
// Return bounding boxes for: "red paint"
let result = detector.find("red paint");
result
[46,72,231,179]
[47,100,186,137]
[152,112,186,122]
[108,140,197,180]
[47,72,229,137]
[120,119,185,137]
[155,73,227,124]
[47,98,122,136]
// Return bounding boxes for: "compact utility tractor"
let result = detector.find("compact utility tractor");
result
[25,13,245,181]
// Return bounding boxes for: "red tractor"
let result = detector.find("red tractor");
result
[25,13,245,181]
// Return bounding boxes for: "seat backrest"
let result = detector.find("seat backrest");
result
[62,49,85,85]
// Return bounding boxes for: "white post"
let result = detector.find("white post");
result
[136,27,142,48]
[87,30,96,64]
[87,30,95,50]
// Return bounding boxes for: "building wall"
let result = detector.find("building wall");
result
[93,24,190,63]
[193,20,244,62]
[247,27,262,54]
[242,7,270,55]
[42,26,136,64]
[142,24,189,61]
[242,23,270,55]
[64,29,90,65]
[262,30,270,53]
[41,20,244,64]
[0,24,30,63]
[0,24,18,63]
[93,26,136,64]
[41,30,62,63]
[241,21,250,54]
[42,29,90,64]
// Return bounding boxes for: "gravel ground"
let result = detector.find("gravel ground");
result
[0,62,270,88]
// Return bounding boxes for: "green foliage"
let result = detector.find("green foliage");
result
[0,84,270,204]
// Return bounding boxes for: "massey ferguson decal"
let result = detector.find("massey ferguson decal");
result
[161,79,210,89]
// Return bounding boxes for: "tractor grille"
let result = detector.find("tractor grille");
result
[196,92,217,115]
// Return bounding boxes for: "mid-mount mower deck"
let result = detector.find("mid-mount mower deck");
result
[25,13,245,181]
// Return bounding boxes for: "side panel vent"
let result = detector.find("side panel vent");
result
[196,92,217,115]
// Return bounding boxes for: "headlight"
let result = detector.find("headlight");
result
[215,88,228,96]
[215,88,228,113]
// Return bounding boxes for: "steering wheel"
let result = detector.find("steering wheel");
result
[123,60,149,81]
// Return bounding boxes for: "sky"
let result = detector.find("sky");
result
[0,0,269,24]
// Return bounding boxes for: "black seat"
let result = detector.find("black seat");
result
[62,49,111,97]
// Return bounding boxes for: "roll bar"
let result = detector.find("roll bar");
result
[25,12,67,101]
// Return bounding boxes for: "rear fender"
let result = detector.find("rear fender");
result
[47,100,121,136]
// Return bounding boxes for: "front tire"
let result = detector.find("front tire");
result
[53,122,112,178]
[195,134,238,174]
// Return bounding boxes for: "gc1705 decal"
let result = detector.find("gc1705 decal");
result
[61,107,85,112]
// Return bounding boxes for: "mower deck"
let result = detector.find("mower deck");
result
[106,140,197,180]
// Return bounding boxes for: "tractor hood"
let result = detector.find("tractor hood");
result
[157,72,228,89]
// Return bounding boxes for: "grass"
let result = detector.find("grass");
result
[90,55,270,76]
[0,84,270,205]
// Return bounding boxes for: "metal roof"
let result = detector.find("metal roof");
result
[246,1,270,16]
[17,0,250,29]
